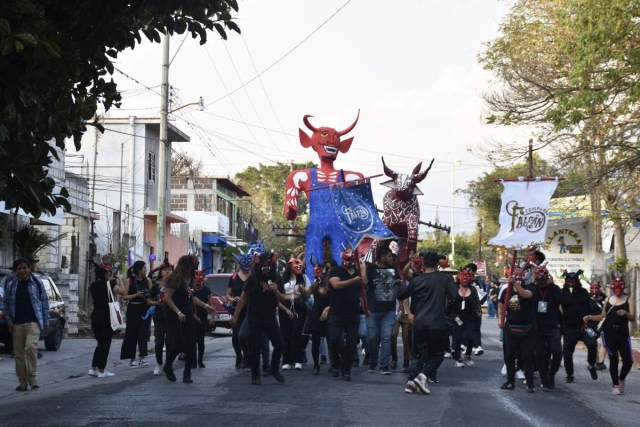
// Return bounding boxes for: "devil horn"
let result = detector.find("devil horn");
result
[411,162,423,176]
[381,156,398,179]
[337,110,360,136]
[414,158,435,183]
[237,247,245,255]
[303,115,318,132]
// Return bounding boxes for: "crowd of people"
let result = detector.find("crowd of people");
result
[1,246,636,397]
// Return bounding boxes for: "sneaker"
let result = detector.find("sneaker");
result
[282,364,292,370]
[88,369,99,377]
[153,364,163,376]
[402,360,410,373]
[140,358,148,367]
[444,352,452,359]
[413,373,430,395]
[595,362,607,370]
[405,380,418,394]
[241,360,250,372]
[342,374,351,381]
[588,365,598,380]
[313,365,320,375]
[380,366,391,375]
[198,362,206,369]
[367,364,377,373]
[320,355,327,365]
[501,364,507,376]
[619,380,626,394]
[473,346,484,356]
[29,382,40,389]
[465,356,474,367]
[97,371,115,378]
[182,373,193,384]
[331,369,340,378]
[500,382,514,390]
[516,370,525,379]
[390,360,398,370]
[540,381,550,392]
[129,360,138,368]
[362,348,366,356]
[612,386,621,395]
[427,374,439,383]
[268,368,286,383]
[526,386,535,394]
[252,376,261,385]
[454,360,465,368]
[565,376,575,383]
[294,363,302,370]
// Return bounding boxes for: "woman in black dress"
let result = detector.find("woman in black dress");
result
[226,252,253,368]
[279,257,310,370]
[303,262,331,375]
[162,255,215,383]
[88,262,124,377]
[147,260,173,375]
[120,261,152,367]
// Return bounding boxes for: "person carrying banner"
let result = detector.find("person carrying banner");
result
[499,270,537,393]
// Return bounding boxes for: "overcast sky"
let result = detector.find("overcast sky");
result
[93,0,533,238]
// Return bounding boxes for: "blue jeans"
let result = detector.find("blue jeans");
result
[487,301,496,318]
[354,314,369,362]
[365,311,396,368]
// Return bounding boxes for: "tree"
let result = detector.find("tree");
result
[0,0,240,218]
[12,222,66,259]
[417,232,476,271]
[171,150,204,177]
[235,162,316,252]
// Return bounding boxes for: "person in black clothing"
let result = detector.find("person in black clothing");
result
[302,261,331,375]
[193,276,212,368]
[464,263,486,356]
[398,252,458,395]
[531,267,564,391]
[230,251,287,385]
[120,261,152,367]
[327,249,363,381]
[147,261,173,376]
[586,275,636,395]
[279,257,310,370]
[560,270,598,383]
[498,267,537,393]
[451,269,481,368]
[589,280,608,370]
[163,255,215,383]
[226,252,253,369]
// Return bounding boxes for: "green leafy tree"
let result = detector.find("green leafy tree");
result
[235,162,316,252]
[0,0,240,218]
[12,222,66,259]
[417,232,476,270]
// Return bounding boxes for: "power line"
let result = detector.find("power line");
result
[205,0,354,107]
[114,67,162,96]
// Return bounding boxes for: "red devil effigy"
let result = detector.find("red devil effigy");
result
[284,112,364,278]
[380,157,434,265]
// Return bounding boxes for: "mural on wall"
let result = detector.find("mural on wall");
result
[544,224,590,281]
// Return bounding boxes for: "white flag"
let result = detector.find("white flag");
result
[488,179,559,249]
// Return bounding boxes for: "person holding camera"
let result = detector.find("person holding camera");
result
[120,261,152,368]
[148,260,173,375]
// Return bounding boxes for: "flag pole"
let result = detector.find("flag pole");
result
[499,249,518,326]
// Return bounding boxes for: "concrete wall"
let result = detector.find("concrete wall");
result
[54,273,80,336]
[144,221,189,266]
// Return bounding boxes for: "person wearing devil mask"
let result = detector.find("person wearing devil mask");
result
[230,251,286,385]
[147,260,173,376]
[226,251,253,369]
[327,249,364,381]
[585,274,636,395]
[279,256,311,370]
[193,273,213,368]
[531,266,564,391]
[300,261,331,375]
[451,269,481,368]
[588,280,608,370]
[560,270,599,383]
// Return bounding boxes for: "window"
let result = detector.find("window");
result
[148,152,156,182]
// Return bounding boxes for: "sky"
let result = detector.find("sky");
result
[91,0,534,240]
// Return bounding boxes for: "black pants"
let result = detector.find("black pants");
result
[120,303,149,360]
[91,317,113,370]
[601,329,634,386]
[195,321,207,363]
[311,332,325,366]
[231,313,245,361]
[328,314,359,375]
[249,320,283,378]
[504,323,536,387]
[239,317,270,367]
[279,308,306,365]
[154,317,171,365]
[536,329,562,382]
[452,320,475,360]
[444,319,453,353]
[408,328,446,381]
[165,311,196,376]
[563,327,597,376]
[474,314,482,347]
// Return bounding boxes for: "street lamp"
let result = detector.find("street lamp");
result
[169,96,205,114]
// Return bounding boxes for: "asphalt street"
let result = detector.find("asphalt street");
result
[0,319,637,426]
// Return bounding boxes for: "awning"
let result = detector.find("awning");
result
[202,234,227,248]
[144,211,188,224]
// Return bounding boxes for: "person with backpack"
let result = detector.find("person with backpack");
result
[3,258,50,391]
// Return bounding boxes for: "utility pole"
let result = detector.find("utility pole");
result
[477,218,483,261]
[156,33,170,265]
[451,160,460,265]
[528,138,534,178]
[91,126,99,210]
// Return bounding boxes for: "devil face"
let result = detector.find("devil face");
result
[313,264,323,281]
[590,283,602,296]
[233,253,253,273]
[458,270,473,287]
[288,258,304,276]
[611,277,625,296]
[299,113,359,162]
[534,267,550,287]
[341,249,357,269]
[255,252,278,278]
[194,270,205,285]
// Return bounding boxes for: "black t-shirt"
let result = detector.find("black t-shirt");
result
[452,285,480,323]
[164,281,194,315]
[328,266,361,317]
[533,284,563,332]
[14,280,38,324]
[243,274,283,324]
[499,283,536,325]
[90,279,118,319]
[366,264,401,313]
[194,285,212,321]
[228,273,247,318]
[128,277,149,304]
[149,282,166,321]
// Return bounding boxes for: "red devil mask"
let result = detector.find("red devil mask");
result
[313,264,323,282]
[411,257,426,275]
[288,257,304,276]
[299,112,359,161]
[611,276,625,297]
[194,270,205,286]
[458,270,473,287]
[590,282,602,296]
[533,267,550,287]
[438,255,450,270]
[341,249,357,268]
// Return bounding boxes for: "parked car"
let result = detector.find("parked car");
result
[0,269,67,353]
[203,273,233,332]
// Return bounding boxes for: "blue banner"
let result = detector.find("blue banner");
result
[331,182,394,249]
